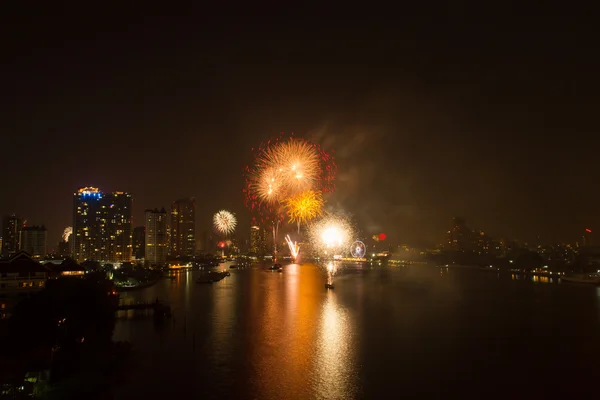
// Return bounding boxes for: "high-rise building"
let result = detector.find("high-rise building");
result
[249,225,267,256]
[20,225,47,259]
[145,208,168,265]
[72,187,133,263]
[170,198,196,259]
[2,214,23,258]
[132,226,145,259]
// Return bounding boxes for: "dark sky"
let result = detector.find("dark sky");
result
[1,6,597,248]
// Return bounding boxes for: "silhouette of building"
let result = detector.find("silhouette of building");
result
[132,226,145,260]
[0,252,51,294]
[2,214,23,258]
[20,225,47,259]
[145,208,168,265]
[170,198,196,259]
[72,187,133,263]
[57,240,70,258]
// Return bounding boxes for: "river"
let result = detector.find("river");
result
[113,262,600,399]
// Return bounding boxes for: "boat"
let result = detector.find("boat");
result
[561,273,600,284]
[269,264,282,271]
[325,283,334,289]
[229,265,238,269]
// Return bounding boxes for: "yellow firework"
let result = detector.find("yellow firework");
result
[284,190,324,229]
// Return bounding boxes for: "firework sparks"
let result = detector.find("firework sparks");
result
[285,234,300,260]
[326,261,337,285]
[274,138,320,193]
[308,214,355,256]
[284,190,324,232]
[213,210,237,235]
[62,226,72,242]
[243,133,336,226]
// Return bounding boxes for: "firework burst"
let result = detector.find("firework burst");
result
[308,214,355,256]
[62,226,72,242]
[274,138,320,193]
[244,133,336,225]
[213,210,237,235]
[284,190,324,232]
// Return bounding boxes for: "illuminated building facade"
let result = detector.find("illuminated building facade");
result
[20,225,47,259]
[72,187,133,263]
[145,208,168,265]
[132,226,145,259]
[170,198,196,259]
[250,225,267,256]
[2,214,23,258]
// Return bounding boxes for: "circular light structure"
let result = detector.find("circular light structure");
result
[379,233,387,241]
[350,240,366,258]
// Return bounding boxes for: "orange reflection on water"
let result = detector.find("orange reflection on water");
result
[251,263,321,398]
[314,290,355,399]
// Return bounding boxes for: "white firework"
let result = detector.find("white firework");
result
[62,226,73,242]
[213,210,237,235]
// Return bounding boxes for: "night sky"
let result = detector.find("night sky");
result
[1,7,597,248]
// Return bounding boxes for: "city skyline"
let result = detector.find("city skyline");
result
[1,10,598,248]
[1,185,599,256]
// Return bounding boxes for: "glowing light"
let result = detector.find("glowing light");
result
[585,228,592,233]
[379,233,387,241]
[285,234,300,259]
[62,226,73,242]
[284,190,324,231]
[326,261,337,285]
[309,214,355,256]
[213,210,237,235]
[350,240,366,258]
[218,241,226,248]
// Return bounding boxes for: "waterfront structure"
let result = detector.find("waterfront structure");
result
[20,225,47,259]
[44,259,85,278]
[132,226,145,259]
[170,198,196,259]
[2,214,23,258]
[145,208,168,265]
[72,187,133,263]
[0,251,50,293]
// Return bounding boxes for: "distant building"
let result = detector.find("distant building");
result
[249,225,267,256]
[57,240,70,258]
[72,187,133,263]
[132,226,145,259]
[170,198,195,259]
[2,214,23,258]
[145,208,168,265]
[20,225,48,259]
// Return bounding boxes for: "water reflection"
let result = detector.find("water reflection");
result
[511,274,556,284]
[112,263,599,398]
[314,290,356,399]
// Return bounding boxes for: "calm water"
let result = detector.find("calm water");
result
[113,263,600,399]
